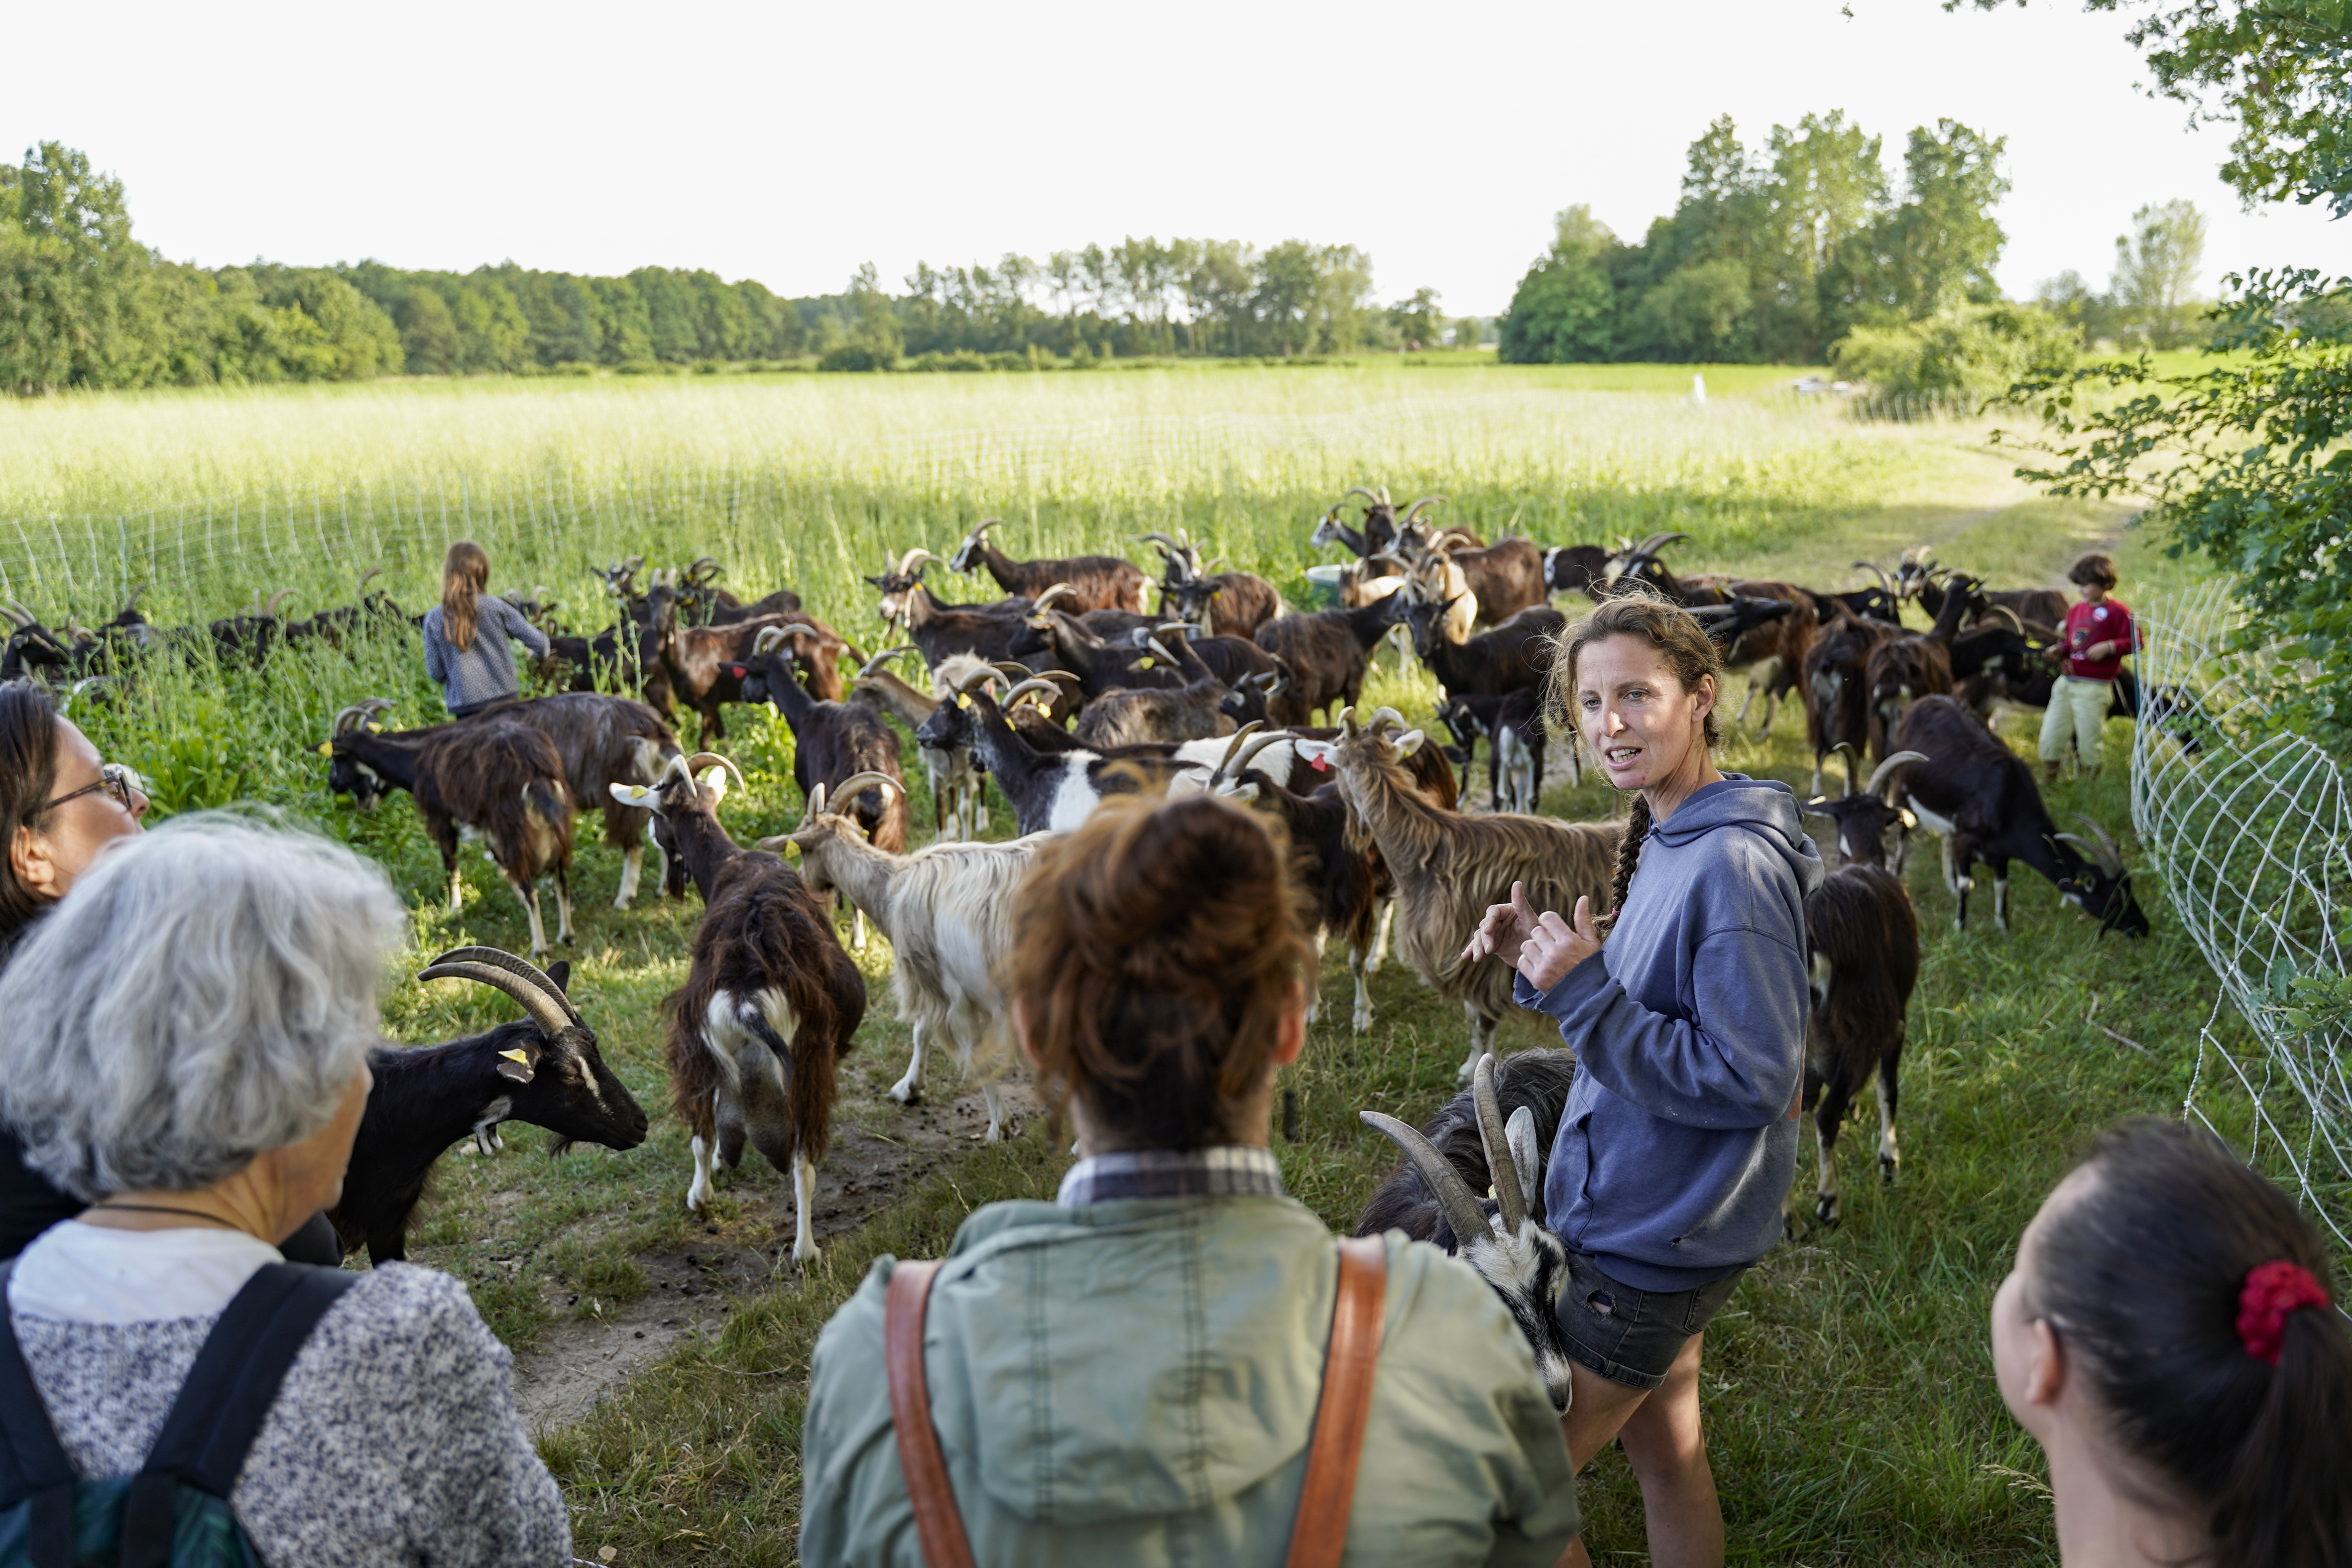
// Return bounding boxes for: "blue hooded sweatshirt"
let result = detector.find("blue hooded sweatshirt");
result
[1517,775,1822,1293]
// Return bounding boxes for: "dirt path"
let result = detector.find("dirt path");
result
[513,1078,1041,1429]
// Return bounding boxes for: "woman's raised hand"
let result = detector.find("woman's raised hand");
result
[1462,881,1544,966]
[1517,897,1601,992]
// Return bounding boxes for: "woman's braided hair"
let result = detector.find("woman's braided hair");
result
[1545,588,1724,925]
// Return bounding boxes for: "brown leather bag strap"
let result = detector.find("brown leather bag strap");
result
[886,1258,975,1568]
[1284,1234,1389,1568]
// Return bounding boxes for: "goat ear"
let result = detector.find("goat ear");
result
[1504,1105,1541,1202]
[1392,728,1427,758]
[609,782,656,807]
[698,766,730,802]
[544,961,572,996]
[495,1045,537,1085]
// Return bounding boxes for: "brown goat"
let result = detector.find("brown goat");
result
[617,754,866,1263]
[412,721,575,956]
[1719,579,1818,738]
[947,519,1146,612]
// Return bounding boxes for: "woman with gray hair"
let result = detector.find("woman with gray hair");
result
[0,815,570,1567]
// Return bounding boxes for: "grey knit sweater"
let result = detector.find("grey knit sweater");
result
[12,1263,570,1567]
[421,597,551,714]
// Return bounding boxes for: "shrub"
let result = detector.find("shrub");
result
[1832,302,2078,399]
[818,343,891,372]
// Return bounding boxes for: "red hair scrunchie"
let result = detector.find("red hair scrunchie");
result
[2236,1259,2333,1366]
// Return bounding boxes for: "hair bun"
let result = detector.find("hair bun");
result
[2237,1259,2332,1365]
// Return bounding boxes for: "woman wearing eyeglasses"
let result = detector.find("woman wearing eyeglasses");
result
[0,681,157,1260]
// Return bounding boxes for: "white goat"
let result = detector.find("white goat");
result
[770,771,1042,1142]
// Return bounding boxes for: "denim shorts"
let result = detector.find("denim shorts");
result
[1552,1251,1747,1391]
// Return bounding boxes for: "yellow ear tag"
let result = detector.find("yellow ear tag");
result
[1137,656,1154,669]
[316,741,334,755]
[499,1048,529,1063]
[957,692,971,708]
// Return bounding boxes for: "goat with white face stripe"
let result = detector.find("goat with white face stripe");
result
[611,752,866,1261]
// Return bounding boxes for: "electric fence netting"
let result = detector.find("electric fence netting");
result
[2135,583,2352,1252]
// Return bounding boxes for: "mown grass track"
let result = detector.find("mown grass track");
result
[4,367,2250,1564]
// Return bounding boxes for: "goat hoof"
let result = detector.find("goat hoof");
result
[1352,1010,1372,1035]
[889,1081,923,1106]
[1814,1196,1841,1226]
[793,1240,821,1265]
[1879,1158,1897,1185]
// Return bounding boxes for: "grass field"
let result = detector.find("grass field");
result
[0,364,2252,1565]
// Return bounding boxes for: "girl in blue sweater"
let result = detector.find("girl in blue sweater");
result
[1464,592,1820,1568]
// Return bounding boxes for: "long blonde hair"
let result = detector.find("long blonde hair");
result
[440,540,491,652]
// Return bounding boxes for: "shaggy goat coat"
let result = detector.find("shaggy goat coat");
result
[1520,775,1821,1292]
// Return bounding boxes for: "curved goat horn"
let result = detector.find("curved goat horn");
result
[1402,496,1448,526]
[1864,749,1928,801]
[1343,487,1386,510]
[1366,705,1407,736]
[684,752,748,796]
[1207,721,1266,784]
[1988,605,2025,635]
[751,624,798,657]
[1001,677,1066,711]
[858,644,919,678]
[1360,1109,1494,1253]
[417,947,580,1037]
[897,547,943,578]
[828,771,902,811]
[1852,561,1894,595]
[1632,531,1689,559]
[2070,815,2126,877]
[1472,1054,1529,1234]
[1225,729,1294,781]
[1030,582,1080,612]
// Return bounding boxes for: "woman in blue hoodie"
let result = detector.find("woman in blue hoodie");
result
[1464,591,1821,1568]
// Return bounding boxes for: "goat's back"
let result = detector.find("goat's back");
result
[416,720,573,874]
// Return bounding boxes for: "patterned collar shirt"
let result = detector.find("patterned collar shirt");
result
[1055,1144,1287,1206]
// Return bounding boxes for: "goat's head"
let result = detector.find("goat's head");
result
[1801,748,1924,868]
[416,946,649,1154]
[1432,694,1488,771]
[765,771,902,892]
[1602,532,1689,590]
[1402,592,1468,658]
[1330,706,1429,811]
[2051,815,2151,938]
[320,698,400,810]
[738,624,818,707]
[866,548,941,630]
[948,518,1003,575]
[610,751,744,892]
[914,663,1006,753]
[1217,669,1287,727]
[1361,1055,1575,1411]
[1890,547,1934,600]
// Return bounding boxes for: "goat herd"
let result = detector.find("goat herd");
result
[0,492,2177,1383]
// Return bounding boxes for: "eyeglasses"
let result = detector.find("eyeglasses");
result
[38,763,143,815]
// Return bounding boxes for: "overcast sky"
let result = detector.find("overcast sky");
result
[9,0,2345,316]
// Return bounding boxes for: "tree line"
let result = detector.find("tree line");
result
[2,142,1470,393]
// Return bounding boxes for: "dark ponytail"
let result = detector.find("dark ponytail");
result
[0,680,62,943]
[2029,1118,2352,1568]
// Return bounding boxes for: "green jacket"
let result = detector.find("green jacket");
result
[800,1194,1578,1568]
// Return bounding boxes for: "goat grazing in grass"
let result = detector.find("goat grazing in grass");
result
[1891,696,2150,936]
[612,753,867,1261]
[1329,707,1620,1081]
[1356,1053,1579,1412]
[337,947,648,1264]
[327,713,575,954]
[1800,749,1926,870]
[774,773,1043,1142]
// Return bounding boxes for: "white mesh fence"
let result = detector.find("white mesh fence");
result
[2133,583,2352,1249]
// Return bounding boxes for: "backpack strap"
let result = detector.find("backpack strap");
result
[118,1261,357,1568]
[885,1259,972,1568]
[1282,1235,1388,1568]
[0,1261,78,1568]
[883,1235,1389,1568]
